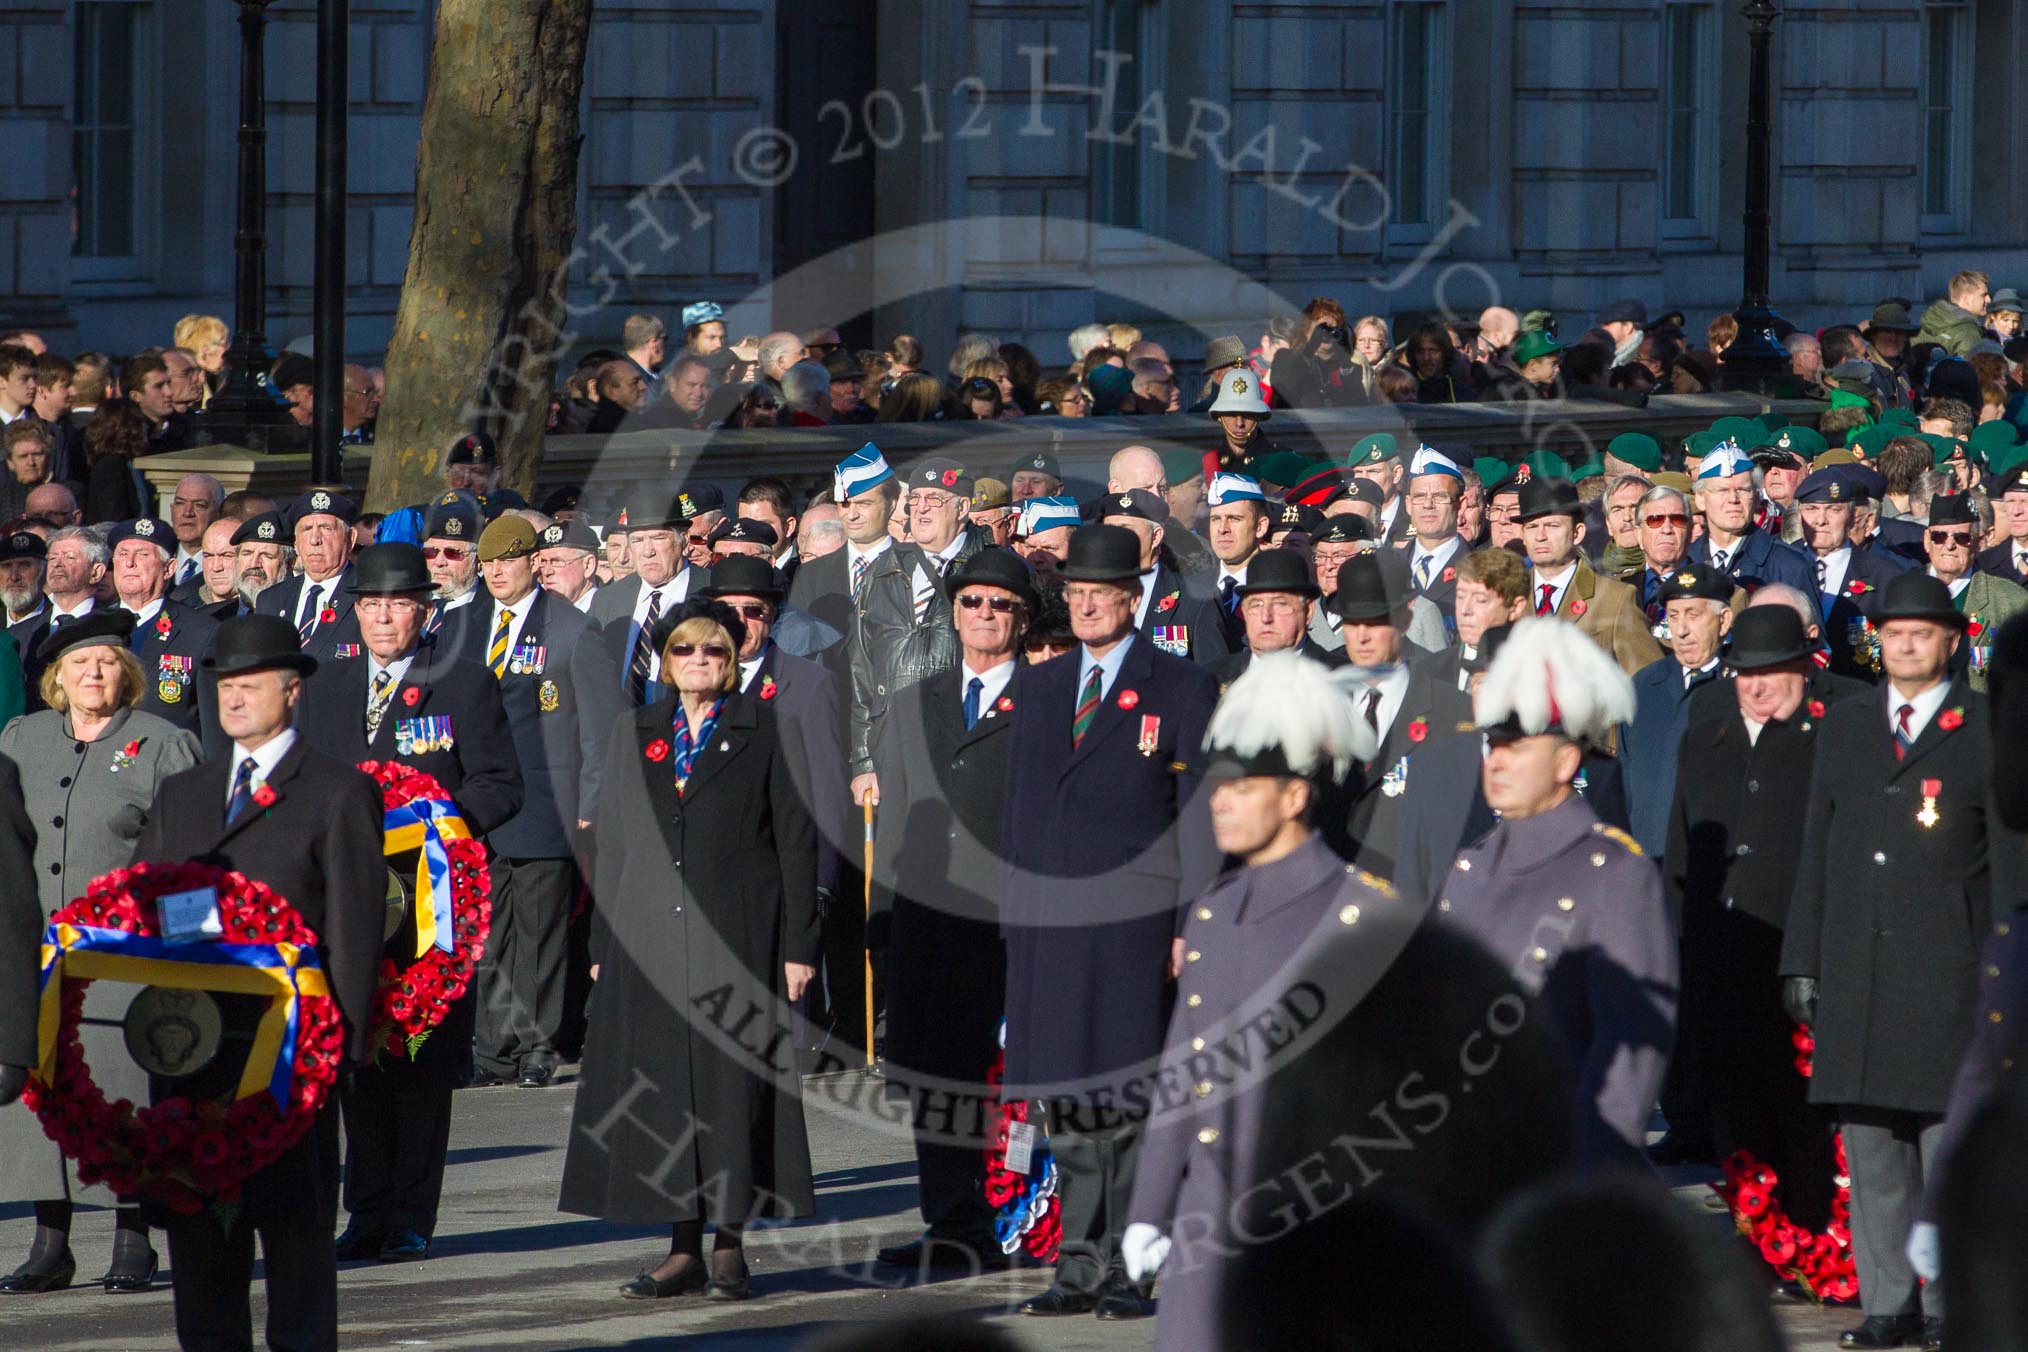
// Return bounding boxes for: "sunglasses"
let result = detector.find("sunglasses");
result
[727,602,771,620]
[422,545,470,561]
[1642,513,1690,528]
[958,594,1022,613]
[1928,530,1974,546]
[667,643,731,660]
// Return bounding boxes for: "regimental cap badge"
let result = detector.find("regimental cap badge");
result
[1281,503,1301,523]
[1030,455,1048,469]
[1676,570,1696,584]
[1776,430,1794,449]
[1229,374,1249,394]
[444,517,464,536]
[310,490,331,511]
[1829,481,1845,501]
[257,521,276,540]
[678,492,695,515]
[438,491,458,505]
[135,519,155,537]
[1118,494,1133,508]
[542,525,562,545]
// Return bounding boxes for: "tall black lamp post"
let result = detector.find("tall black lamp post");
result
[197,0,294,450]
[1719,0,1796,396]
[309,0,347,486]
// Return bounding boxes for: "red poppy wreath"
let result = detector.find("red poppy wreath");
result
[360,760,491,1059]
[25,861,344,1215]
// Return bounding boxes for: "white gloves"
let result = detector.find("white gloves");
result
[1122,1222,1171,1282]
[1905,1222,1940,1282]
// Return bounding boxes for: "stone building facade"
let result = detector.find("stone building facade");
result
[3,0,2024,367]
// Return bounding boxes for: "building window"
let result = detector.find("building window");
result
[1388,2,1446,231]
[1922,1,1970,227]
[73,0,154,278]
[1093,0,1153,232]
[1662,4,1711,227]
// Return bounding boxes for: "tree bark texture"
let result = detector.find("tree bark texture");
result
[365,0,592,511]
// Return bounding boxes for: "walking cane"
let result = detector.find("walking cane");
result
[862,796,876,1070]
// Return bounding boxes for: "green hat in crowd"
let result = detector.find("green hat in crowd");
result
[1757,412,1791,435]
[1989,442,2028,480]
[1709,415,1765,446]
[1346,432,1402,467]
[1519,309,1557,335]
[1967,420,2020,467]
[1513,330,1562,365]
[1684,430,1724,460]
[1570,457,1606,483]
[1160,447,1206,486]
[1848,425,1896,461]
[1921,433,1966,468]
[1472,456,1513,488]
[1252,450,1321,488]
[1880,407,1920,429]
[1768,425,1827,460]
[1605,432,1663,472]
[1524,448,1571,482]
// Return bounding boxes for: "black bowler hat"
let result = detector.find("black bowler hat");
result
[622,488,689,531]
[1514,476,1584,523]
[34,608,136,667]
[945,547,1040,612]
[1332,549,1410,622]
[347,542,434,595]
[1058,524,1143,583]
[696,554,787,604]
[1725,607,1817,671]
[647,597,747,660]
[1235,548,1321,599]
[1656,563,1733,606]
[1871,571,1969,630]
[203,613,318,677]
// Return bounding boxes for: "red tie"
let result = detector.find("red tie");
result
[1536,582,1555,616]
[1894,703,1914,760]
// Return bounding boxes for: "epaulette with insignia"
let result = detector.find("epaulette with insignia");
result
[1592,823,1645,857]
[1348,864,1397,898]
[1455,720,1475,733]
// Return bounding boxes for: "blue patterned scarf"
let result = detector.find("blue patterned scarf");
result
[671,698,724,793]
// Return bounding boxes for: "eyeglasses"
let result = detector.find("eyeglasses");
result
[686,535,713,549]
[421,545,470,561]
[1642,513,1690,528]
[1928,530,1974,547]
[727,602,771,620]
[957,594,1022,614]
[667,643,731,660]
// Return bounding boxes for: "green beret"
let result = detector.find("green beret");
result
[1880,407,1920,428]
[1684,430,1724,460]
[1605,432,1662,472]
[1848,425,1896,460]
[1252,450,1322,487]
[1922,433,1966,467]
[1471,456,1513,487]
[1770,425,1827,459]
[1346,433,1401,467]
[1524,448,1570,482]
[1756,412,1791,435]
[1967,420,2020,466]
[1709,415,1765,446]
[1159,447,1206,485]
[1512,330,1562,365]
[1570,457,1606,483]
[1990,443,2028,480]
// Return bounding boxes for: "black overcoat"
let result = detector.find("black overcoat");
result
[131,737,387,1226]
[129,599,221,743]
[749,642,849,898]
[1329,663,1472,879]
[559,692,820,1224]
[252,565,364,664]
[1780,680,2014,1112]
[0,754,39,1069]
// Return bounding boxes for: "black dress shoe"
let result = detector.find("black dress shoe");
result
[517,1062,555,1088]
[466,1070,512,1089]
[333,1225,385,1261]
[378,1228,429,1263]
[1923,1316,1945,1352]
[100,1249,158,1293]
[1019,1285,1097,1316]
[1840,1314,1926,1348]
[618,1265,707,1300]
[1094,1286,1148,1320]
[0,1250,75,1293]
[703,1259,750,1302]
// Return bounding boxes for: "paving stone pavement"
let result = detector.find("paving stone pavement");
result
[0,1070,1861,1350]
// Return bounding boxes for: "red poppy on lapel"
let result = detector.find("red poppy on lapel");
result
[1117,689,1140,710]
[644,738,671,763]
[996,695,1014,712]
[1441,567,1455,583]
[251,784,277,808]
[1569,598,1587,617]
[758,675,778,701]
[154,614,173,637]
[1847,580,1872,596]
[1938,707,1964,732]
[1967,618,1986,638]
[1408,717,1428,743]
[1806,699,1825,719]
[1156,592,1179,614]
[401,687,420,707]
[122,739,141,758]
[320,607,338,624]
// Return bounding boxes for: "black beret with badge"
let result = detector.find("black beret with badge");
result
[908,456,973,497]
[708,517,778,548]
[1098,488,1167,524]
[1656,563,1734,606]
[1274,500,1326,536]
[537,519,601,555]
[107,517,175,553]
[284,488,359,529]
[230,512,285,548]
[0,529,46,562]
[423,490,483,542]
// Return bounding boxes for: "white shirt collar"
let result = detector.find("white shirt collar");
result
[1410,535,1461,570]
[229,728,298,807]
[927,532,968,568]
[846,538,892,570]
[367,651,416,690]
[1815,545,1852,597]
[1217,559,1249,588]
[1134,569,1161,629]
[633,571,689,623]
[1886,678,1952,742]
[1078,634,1137,701]
[1927,567,1971,599]
[123,597,165,628]
[960,656,1018,717]
[1532,559,1578,614]
[1360,663,1413,745]
[51,595,96,621]
[571,588,595,613]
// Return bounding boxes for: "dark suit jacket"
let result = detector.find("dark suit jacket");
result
[1616,655,1723,858]
[1781,680,2016,1112]
[1690,526,1818,597]
[1135,563,1226,665]
[253,565,364,664]
[588,569,706,708]
[1331,664,1474,880]
[298,637,525,838]
[442,588,617,859]
[1976,540,2028,589]
[1405,535,1468,634]
[999,639,1220,1091]
[786,548,850,639]
[131,736,386,1225]
[1207,637,1343,688]
[127,599,221,744]
[1819,545,1911,681]
[0,755,39,1069]
[748,642,848,898]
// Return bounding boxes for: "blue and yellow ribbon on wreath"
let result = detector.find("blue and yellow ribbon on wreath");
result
[382,795,472,957]
[33,923,330,1112]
